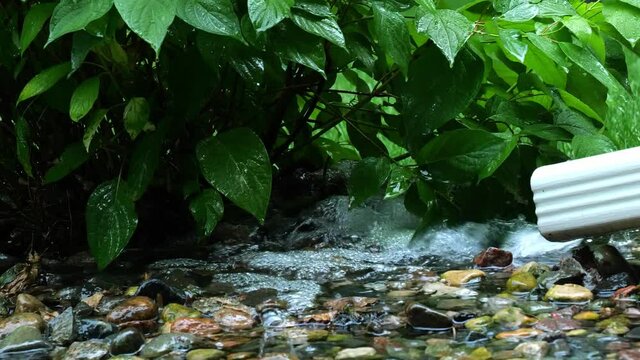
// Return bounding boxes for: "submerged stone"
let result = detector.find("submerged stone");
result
[63,339,109,360]
[423,282,478,298]
[515,341,549,359]
[47,307,75,345]
[506,272,536,293]
[0,325,48,354]
[492,307,526,329]
[441,270,486,287]
[335,347,377,359]
[186,348,226,360]
[110,328,145,355]
[405,303,452,330]
[544,284,593,302]
[495,328,543,339]
[139,333,199,358]
[474,247,512,267]
[162,303,202,323]
[170,317,222,339]
[464,316,492,332]
[106,296,157,324]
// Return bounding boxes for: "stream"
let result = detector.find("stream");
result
[2,196,640,359]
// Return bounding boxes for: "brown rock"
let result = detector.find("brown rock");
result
[171,317,222,339]
[15,293,46,313]
[213,308,254,330]
[0,312,44,336]
[495,328,543,339]
[106,296,157,324]
[474,247,513,267]
[619,348,640,360]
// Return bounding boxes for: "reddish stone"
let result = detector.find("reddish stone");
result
[171,317,222,339]
[106,296,157,324]
[473,247,513,267]
[619,348,640,360]
[614,285,639,299]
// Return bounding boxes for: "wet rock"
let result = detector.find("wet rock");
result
[95,296,127,315]
[226,352,255,360]
[162,303,202,323]
[514,341,549,359]
[495,328,543,339]
[533,317,579,332]
[492,307,526,329]
[186,349,226,360]
[171,318,222,339]
[544,284,593,302]
[422,282,478,298]
[566,329,587,336]
[63,339,109,360]
[139,333,199,358]
[506,272,536,293]
[106,296,157,324]
[135,279,187,305]
[538,257,588,290]
[574,244,637,279]
[474,247,512,267]
[77,319,117,340]
[47,307,75,345]
[110,328,145,355]
[441,270,485,286]
[597,315,630,335]
[0,325,49,354]
[0,312,44,336]
[482,296,515,313]
[551,339,571,357]
[404,303,452,330]
[625,326,640,339]
[619,349,640,360]
[212,308,254,330]
[15,294,47,314]
[464,316,492,332]
[335,347,377,359]
[518,301,556,315]
[515,262,551,277]
[573,311,599,321]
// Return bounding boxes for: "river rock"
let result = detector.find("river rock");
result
[619,349,640,360]
[515,262,550,277]
[464,316,492,331]
[495,328,543,339]
[441,270,485,286]
[0,325,49,354]
[533,317,579,332]
[538,257,588,290]
[423,282,478,298]
[474,247,512,267]
[515,341,549,359]
[506,272,537,292]
[404,303,452,330]
[47,307,75,345]
[63,339,109,360]
[0,312,44,336]
[335,347,377,359]
[171,317,222,339]
[162,303,202,323]
[77,319,117,340]
[573,311,599,321]
[14,293,47,314]
[212,308,254,330]
[139,333,199,358]
[106,296,157,324]
[492,307,526,329]
[110,328,145,355]
[135,279,186,305]
[544,284,593,302]
[186,349,226,360]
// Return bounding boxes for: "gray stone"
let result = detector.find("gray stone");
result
[48,307,75,345]
[139,333,197,358]
[0,325,49,353]
[62,339,109,360]
[110,328,145,355]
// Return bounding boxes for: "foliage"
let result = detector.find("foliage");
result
[1,0,639,268]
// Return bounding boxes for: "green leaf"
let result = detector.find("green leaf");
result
[20,3,56,55]
[271,23,326,76]
[372,1,412,75]
[416,7,474,66]
[127,132,162,201]
[17,62,71,104]
[83,109,108,151]
[293,0,334,17]
[416,129,514,182]
[114,0,177,53]
[47,0,113,45]
[175,0,241,38]
[123,97,150,140]
[15,117,33,177]
[71,32,102,73]
[70,76,100,122]
[554,108,598,135]
[315,138,361,162]
[196,128,272,222]
[526,33,569,68]
[291,10,345,48]
[385,165,414,199]
[524,43,566,88]
[605,86,640,149]
[571,134,617,158]
[189,189,224,236]
[499,29,527,63]
[43,142,89,184]
[536,0,576,17]
[603,0,640,47]
[86,180,138,270]
[624,46,640,95]
[248,0,294,32]
[559,42,623,92]
[496,0,539,22]
[348,157,391,207]
[401,46,483,151]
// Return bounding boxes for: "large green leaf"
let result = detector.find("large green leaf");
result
[17,62,71,104]
[70,76,100,122]
[86,180,138,270]
[416,129,516,182]
[559,42,623,92]
[372,1,412,75]
[20,3,56,55]
[499,29,527,63]
[526,33,569,68]
[15,117,33,177]
[47,0,113,45]
[495,0,538,21]
[114,0,176,53]
[291,10,345,48]
[524,43,566,88]
[43,142,89,184]
[127,132,162,201]
[71,32,102,73]
[348,157,391,207]
[83,109,108,151]
[384,165,414,199]
[248,0,294,32]
[175,0,241,38]
[603,0,640,47]
[572,134,617,158]
[189,189,224,236]
[123,97,150,140]
[270,23,326,76]
[416,6,474,66]
[196,128,272,223]
[401,46,483,151]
